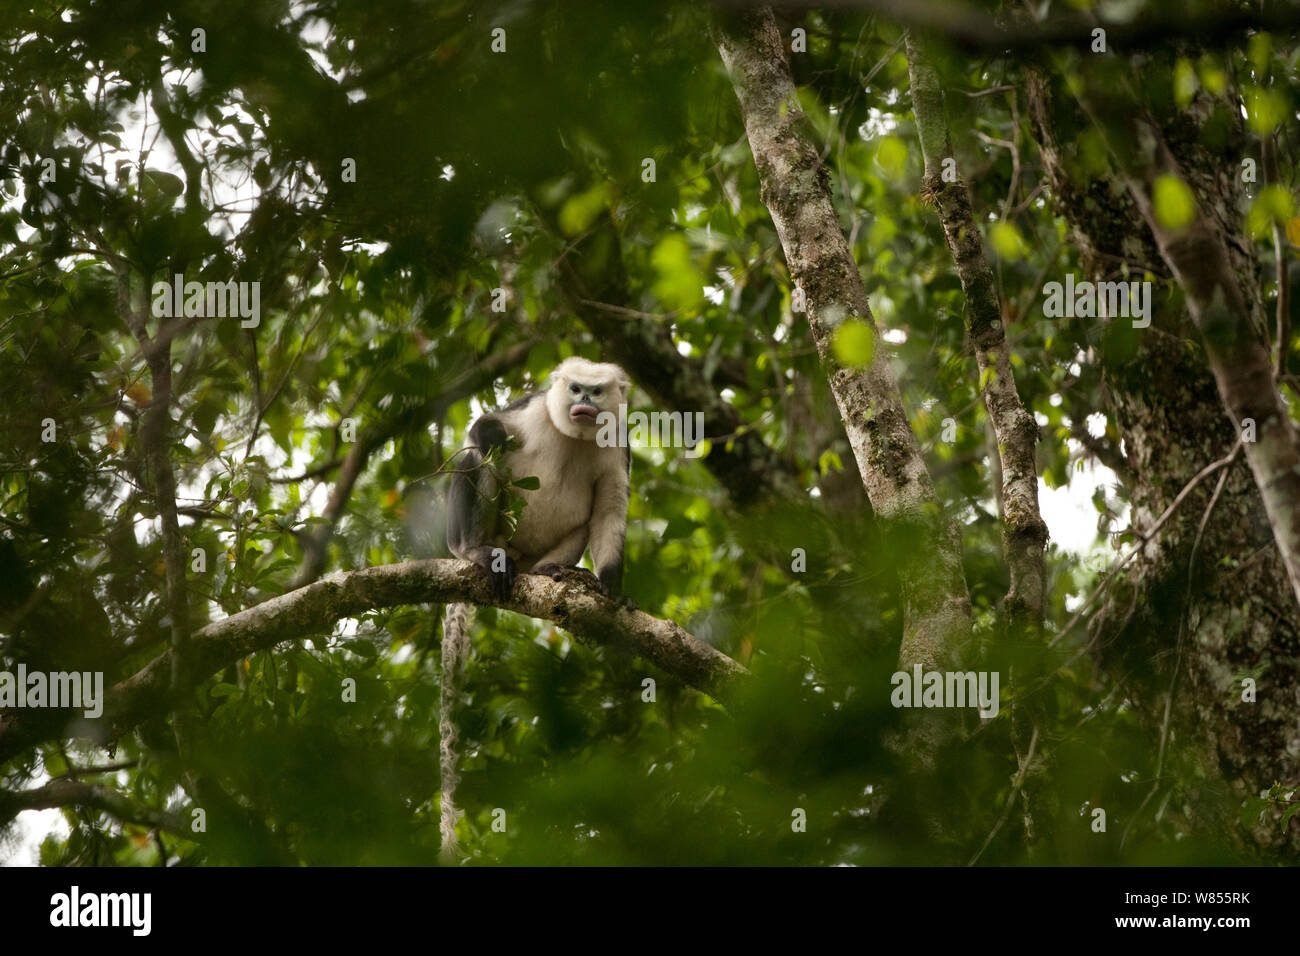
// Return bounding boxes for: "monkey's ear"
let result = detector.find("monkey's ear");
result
[617,370,631,398]
[548,357,573,388]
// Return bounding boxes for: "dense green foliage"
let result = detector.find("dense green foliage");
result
[1,0,1296,865]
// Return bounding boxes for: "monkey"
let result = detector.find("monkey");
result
[446,356,632,600]
[438,357,632,860]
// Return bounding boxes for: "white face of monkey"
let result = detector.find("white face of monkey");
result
[546,358,629,439]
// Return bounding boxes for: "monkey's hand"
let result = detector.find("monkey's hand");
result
[532,565,637,610]
[475,553,516,603]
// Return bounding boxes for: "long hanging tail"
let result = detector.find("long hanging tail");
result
[439,601,474,863]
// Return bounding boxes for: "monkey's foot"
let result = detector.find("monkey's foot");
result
[474,554,516,602]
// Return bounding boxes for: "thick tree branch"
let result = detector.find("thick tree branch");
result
[1025,54,1300,855]
[0,778,190,835]
[715,7,971,671]
[116,269,192,692]
[904,32,1052,838]
[150,77,205,215]
[905,33,1048,634]
[722,0,1300,54]
[1077,102,1300,613]
[1263,134,1291,379]
[0,560,751,765]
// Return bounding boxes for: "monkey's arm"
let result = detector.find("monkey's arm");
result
[587,456,630,598]
[446,415,515,600]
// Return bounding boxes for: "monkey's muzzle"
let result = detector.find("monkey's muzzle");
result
[569,403,600,424]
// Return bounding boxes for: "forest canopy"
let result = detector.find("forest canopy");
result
[1,0,1299,866]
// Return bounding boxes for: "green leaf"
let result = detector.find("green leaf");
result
[1246,184,1296,239]
[192,400,221,439]
[1240,794,1269,829]
[875,136,907,179]
[140,168,184,212]
[1248,32,1272,74]
[1173,59,1198,107]
[1152,175,1195,232]
[558,183,608,237]
[1245,88,1287,135]
[1198,55,1227,94]
[650,233,703,311]
[989,221,1026,260]
[832,320,876,368]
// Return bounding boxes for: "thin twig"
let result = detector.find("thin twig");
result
[1120,445,1237,850]
[969,726,1039,865]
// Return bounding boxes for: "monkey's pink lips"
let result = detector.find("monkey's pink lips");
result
[569,404,600,424]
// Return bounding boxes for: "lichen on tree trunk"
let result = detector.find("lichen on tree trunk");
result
[714,8,972,678]
[1025,60,1300,856]
[904,30,1053,848]
[904,33,1048,637]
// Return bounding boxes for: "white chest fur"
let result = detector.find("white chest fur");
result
[496,397,614,559]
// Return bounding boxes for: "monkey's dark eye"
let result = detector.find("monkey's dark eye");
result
[569,384,580,394]
[592,387,603,396]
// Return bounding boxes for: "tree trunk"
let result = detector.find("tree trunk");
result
[715,8,972,678]
[904,33,1048,636]
[905,31,1052,848]
[1026,62,1300,855]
